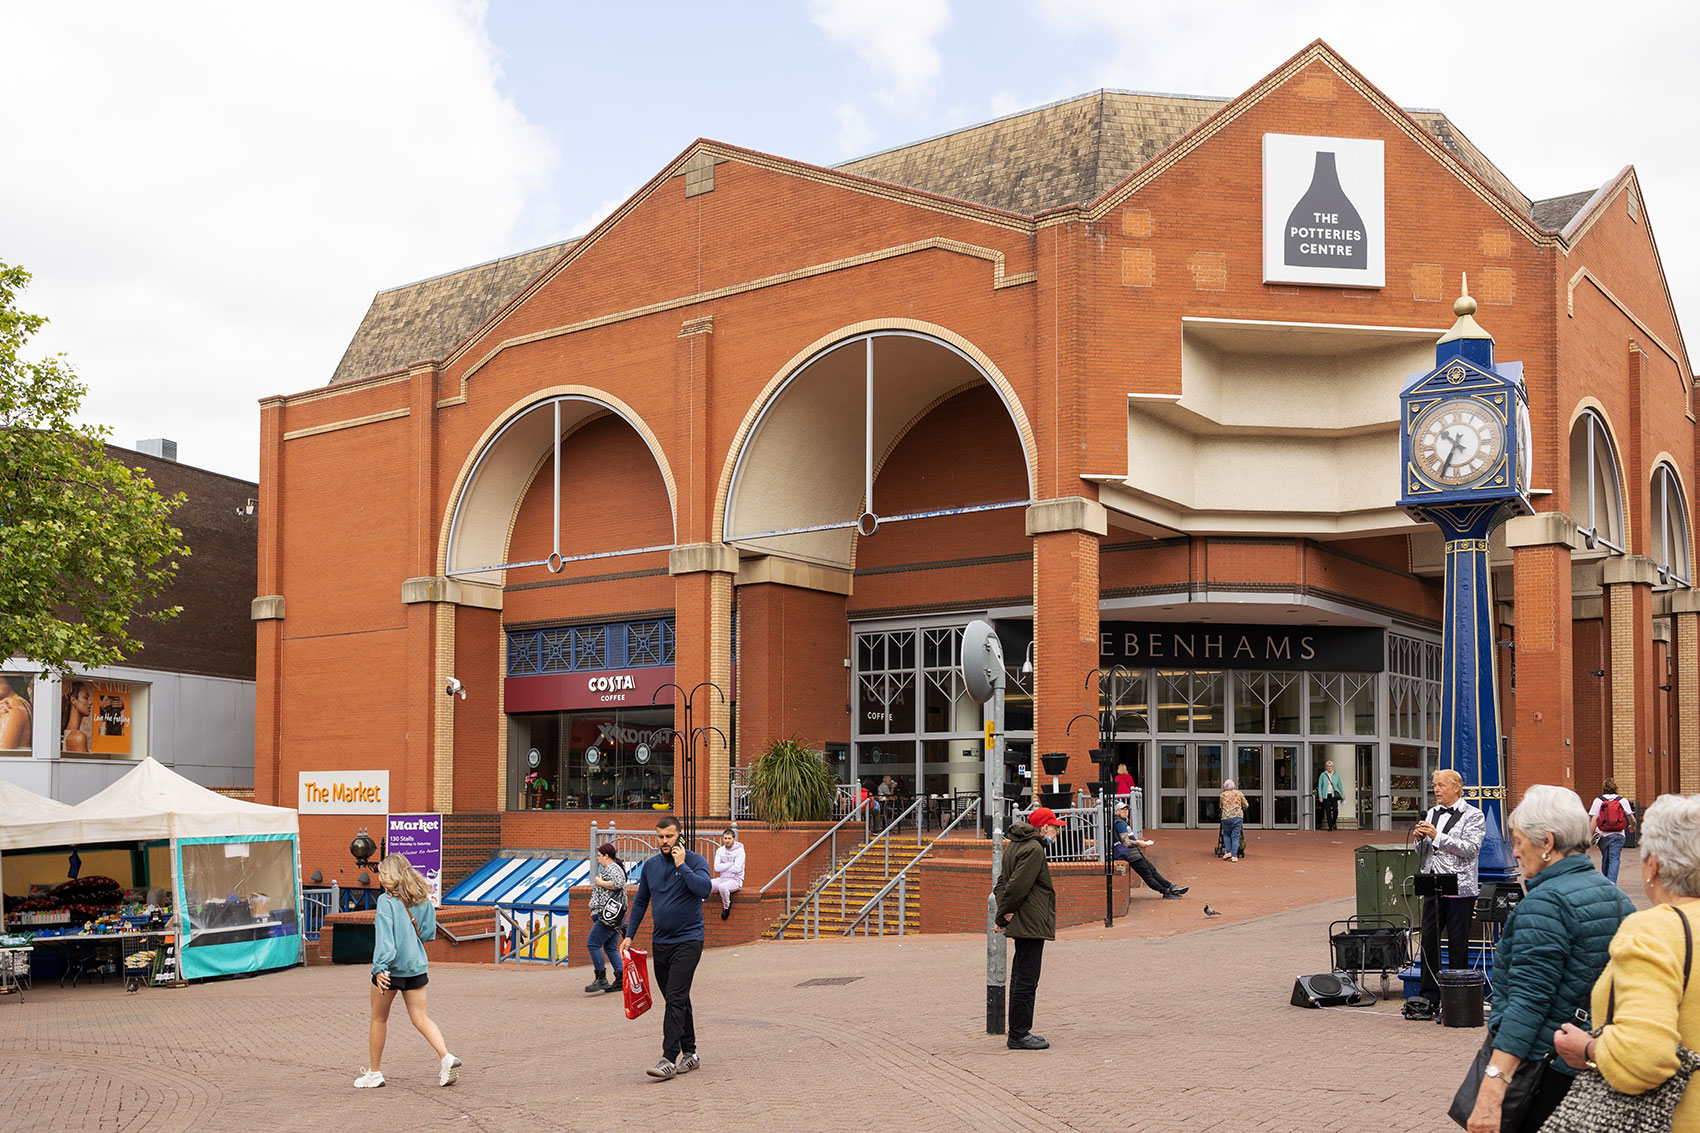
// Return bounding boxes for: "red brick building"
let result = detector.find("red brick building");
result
[255,43,1696,880]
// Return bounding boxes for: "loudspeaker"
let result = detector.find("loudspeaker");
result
[1290,972,1364,1008]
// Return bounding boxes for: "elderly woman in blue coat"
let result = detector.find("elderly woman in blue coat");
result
[1465,785,1634,1133]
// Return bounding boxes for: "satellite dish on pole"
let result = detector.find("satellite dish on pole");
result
[961,620,1005,704]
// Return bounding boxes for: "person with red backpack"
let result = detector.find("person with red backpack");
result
[1589,778,1637,885]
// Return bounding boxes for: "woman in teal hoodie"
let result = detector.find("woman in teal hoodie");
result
[1462,785,1633,1132]
[355,854,461,1089]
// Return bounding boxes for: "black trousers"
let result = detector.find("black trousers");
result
[1008,937,1045,1038]
[1419,892,1474,998]
[1115,846,1175,894]
[651,939,703,1060]
[1319,797,1340,830]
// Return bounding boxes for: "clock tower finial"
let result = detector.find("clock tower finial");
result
[1437,273,1494,356]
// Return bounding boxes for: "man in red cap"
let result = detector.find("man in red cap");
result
[994,805,1063,1050]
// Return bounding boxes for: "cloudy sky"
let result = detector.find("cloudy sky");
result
[5,1,1697,481]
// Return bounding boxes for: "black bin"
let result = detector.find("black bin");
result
[1438,969,1485,1028]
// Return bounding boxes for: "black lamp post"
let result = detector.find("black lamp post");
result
[653,681,728,845]
[1065,665,1140,928]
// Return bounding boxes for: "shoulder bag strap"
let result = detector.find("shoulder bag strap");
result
[408,902,425,944]
[1607,904,1692,1024]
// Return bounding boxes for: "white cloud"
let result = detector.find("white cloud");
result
[811,0,952,111]
[833,104,878,160]
[2,0,556,479]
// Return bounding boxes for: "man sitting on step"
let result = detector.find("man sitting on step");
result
[1112,803,1188,900]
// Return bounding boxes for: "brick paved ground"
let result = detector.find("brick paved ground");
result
[0,831,1653,1132]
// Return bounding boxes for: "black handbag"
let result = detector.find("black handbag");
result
[1538,906,1696,1133]
[1449,1036,1548,1130]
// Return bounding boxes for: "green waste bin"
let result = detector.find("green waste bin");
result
[1354,844,1420,926]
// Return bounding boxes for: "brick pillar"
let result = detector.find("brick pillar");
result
[1675,590,1700,795]
[1603,554,1658,802]
[1506,513,1577,797]
[1028,498,1107,785]
[671,543,737,820]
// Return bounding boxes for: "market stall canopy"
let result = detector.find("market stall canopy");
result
[11,758,298,847]
[0,776,74,851]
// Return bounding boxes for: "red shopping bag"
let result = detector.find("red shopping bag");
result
[622,947,652,1020]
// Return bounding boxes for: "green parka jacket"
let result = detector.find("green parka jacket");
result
[994,821,1056,941]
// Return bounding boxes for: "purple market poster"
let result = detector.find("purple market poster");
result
[387,813,443,906]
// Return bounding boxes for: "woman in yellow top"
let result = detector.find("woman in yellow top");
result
[1219,780,1249,862]
[1553,792,1700,1131]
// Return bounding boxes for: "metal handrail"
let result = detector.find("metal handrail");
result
[757,798,872,911]
[844,797,981,936]
[771,795,925,940]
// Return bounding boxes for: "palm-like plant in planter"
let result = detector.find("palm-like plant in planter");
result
[748,737,837,829]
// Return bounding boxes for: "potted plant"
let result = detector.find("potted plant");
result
[748,737,836,829]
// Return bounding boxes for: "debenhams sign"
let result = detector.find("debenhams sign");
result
[1100,622,1384,672]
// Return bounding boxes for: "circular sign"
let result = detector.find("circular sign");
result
[526,748,541,769]
[960,619,1005,704]
[634,743,651,765]
[585,747,601,766]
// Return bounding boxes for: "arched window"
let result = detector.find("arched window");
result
[1568,410,1625,553]
[1652,463,1691,586]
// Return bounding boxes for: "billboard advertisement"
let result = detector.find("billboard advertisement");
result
[386,813,444,906]
[0,671,35,756]
[62,678,136,756]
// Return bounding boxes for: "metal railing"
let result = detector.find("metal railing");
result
[494,903,571,966]
[732,779,859,823]
[758,799,874,932]
[844,798,981,937]
[301,887,331,941]
[771,795,925,940]
[588,822,728,864]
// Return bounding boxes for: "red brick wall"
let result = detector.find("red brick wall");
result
[1573,618,1609,795]
[453,607,502,812]
[918,852,1128,933]
[735,584,850,757]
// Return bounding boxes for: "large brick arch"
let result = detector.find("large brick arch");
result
[438,386,679,584]
[715,322,1036,570]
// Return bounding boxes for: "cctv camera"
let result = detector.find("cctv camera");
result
[445,678,466,700]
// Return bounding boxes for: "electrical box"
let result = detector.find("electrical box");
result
[1354,844,1420,926]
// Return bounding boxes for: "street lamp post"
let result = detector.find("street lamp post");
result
[652,681,727,845]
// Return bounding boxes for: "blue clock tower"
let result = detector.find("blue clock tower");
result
[1399,282,1532,884]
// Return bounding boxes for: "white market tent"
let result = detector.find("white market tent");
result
[1,759,302,980]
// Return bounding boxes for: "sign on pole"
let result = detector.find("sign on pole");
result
[386,813,444,906]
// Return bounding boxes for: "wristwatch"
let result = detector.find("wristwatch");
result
[1484,1065,1507,1081]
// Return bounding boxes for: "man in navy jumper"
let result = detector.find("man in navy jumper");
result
[622,814,712,1079]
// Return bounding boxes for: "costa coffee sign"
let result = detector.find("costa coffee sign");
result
[505,666,677,713]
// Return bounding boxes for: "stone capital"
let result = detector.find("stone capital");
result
[1672,589,1700,615]
[1603,554,1660,588]
[1026,496,1107,538]
[401,576,503,609]
[250,595,285,621]
[669,542,739,576]
[735,555,853,595]
[1505,511,1581,550]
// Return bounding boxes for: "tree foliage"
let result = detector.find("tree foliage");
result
[0,261,188,677]
[748,737,838,829]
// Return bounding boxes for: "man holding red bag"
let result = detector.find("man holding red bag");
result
[622,815,712,1080]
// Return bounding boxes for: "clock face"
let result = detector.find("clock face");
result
[1414,398,1502,487]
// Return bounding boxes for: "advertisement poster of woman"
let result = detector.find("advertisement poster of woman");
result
[61,679,132,755]
[0,673,34,754]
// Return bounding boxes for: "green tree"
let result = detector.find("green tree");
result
[0,261,188,677]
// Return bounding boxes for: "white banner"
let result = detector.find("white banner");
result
[1263,133,1385,288]
[298,770,390,814]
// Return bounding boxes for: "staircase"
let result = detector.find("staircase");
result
[762,836,933,938]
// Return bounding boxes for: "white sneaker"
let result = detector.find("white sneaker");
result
[353,1069,385,1088]
[439,1053,462,1086]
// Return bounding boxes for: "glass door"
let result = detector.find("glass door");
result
[1156,742,1225,828]
[1271,744,1302,828]
[1233,744,1265,825]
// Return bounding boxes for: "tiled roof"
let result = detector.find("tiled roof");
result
[1531,189,1597,232]
[327,91,1541,387]
[328,240,574,385]
[838,90,1227,215]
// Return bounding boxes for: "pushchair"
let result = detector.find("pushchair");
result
[1213,826,1249,859]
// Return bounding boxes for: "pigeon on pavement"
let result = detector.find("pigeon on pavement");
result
[1203,905,1222,917]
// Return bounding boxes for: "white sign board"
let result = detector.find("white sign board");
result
[1263,133,1384,288]
[298,770,390,814]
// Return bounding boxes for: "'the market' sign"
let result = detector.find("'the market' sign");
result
[298,770,390,814]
